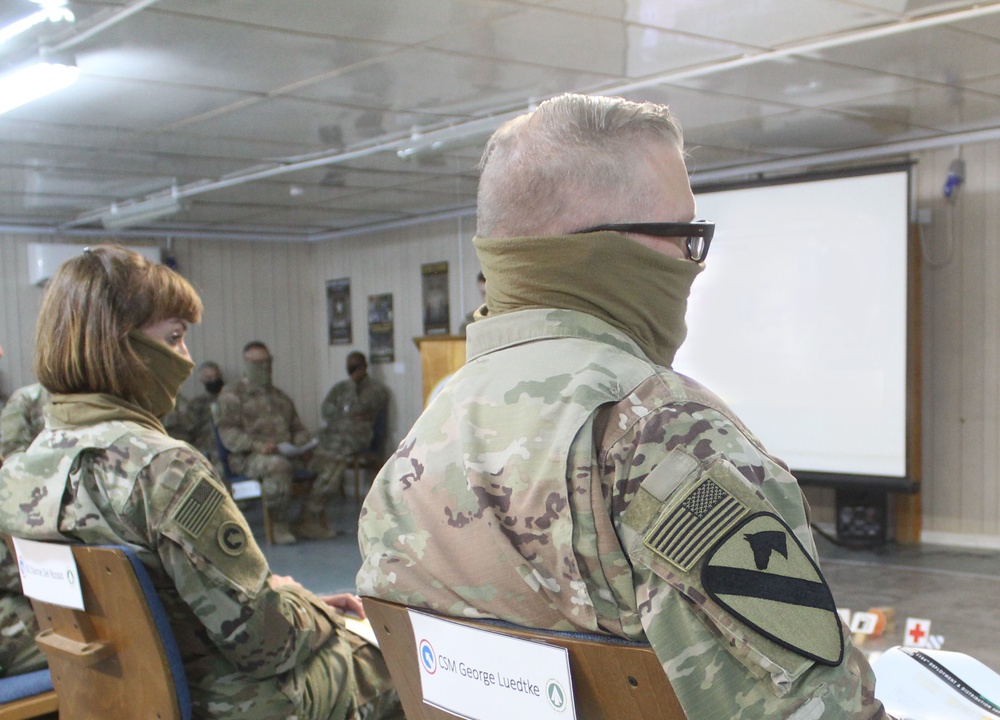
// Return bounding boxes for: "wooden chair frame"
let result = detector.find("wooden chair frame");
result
[362,597,687,720]
[14,542,191,720]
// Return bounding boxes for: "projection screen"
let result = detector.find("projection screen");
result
[673,168,913,488]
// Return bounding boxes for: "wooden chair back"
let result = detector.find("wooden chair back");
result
[19,543,191,720]
[362,597,687,720]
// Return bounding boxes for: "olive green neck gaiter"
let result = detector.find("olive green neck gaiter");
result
[245,359,273,389]
[127,330,195,418]
[473,232,703,367]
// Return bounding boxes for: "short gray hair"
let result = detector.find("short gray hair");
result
[476,94,684,238]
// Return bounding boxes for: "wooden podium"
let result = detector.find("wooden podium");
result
[413,335,466,406]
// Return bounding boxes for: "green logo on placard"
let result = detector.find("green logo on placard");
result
[545,679,567,712]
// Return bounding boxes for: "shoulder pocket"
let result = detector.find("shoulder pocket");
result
[622,450,845,695]
[160,473,268,599]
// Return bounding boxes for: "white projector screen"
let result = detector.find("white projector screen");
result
[673,169,911,485]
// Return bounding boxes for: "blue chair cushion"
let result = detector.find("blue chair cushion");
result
[0,668,54,703]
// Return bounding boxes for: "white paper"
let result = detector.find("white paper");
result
[277,438,318,457]
[873,647,1000,719]
[343,615,379,647]
[13,537,85,610]
[409,610,576,720]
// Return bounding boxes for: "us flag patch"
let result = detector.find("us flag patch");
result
[173,479,224,537]
[645,477,748,571]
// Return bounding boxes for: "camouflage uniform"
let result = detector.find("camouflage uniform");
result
[318,376,389,495]
[0,382,50,458]
[359,308,888,720]
[187,391,219,458]
[216,379,340,517]
[0,393,400,720]
[0,519,46,678]
[161,392,195,444]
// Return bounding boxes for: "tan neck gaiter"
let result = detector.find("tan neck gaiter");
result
[474,232,703,367]
[127,330,195,418]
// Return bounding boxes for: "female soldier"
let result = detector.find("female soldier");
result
[0,246,400,719]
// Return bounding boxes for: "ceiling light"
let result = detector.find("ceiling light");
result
[100,195,184,230]
[0,3,74,45]
[0,57,79,116]
[396,117,505,161]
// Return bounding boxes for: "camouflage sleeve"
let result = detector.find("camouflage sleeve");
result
[155,459,342,678]
[0,540,45,677]
[0,390,37,458]
[215,391,258,454]
[287,401,311,448]
[616,441,887,720]
[320,386,343,428]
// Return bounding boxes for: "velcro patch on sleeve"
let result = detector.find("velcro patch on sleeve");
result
[644,476,749,571]
[172,478,225,538]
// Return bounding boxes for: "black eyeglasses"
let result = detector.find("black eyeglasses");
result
[572,221,715,262]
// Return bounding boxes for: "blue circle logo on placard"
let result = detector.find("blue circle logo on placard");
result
[418,639,437,674]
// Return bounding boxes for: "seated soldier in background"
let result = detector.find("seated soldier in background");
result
[0,341,47,679]
[216,342,342,544]
[318,352,389,498]
[188,361,224,463]
[0,381,51,458]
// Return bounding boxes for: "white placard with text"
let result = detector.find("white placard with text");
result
[12,537,85,610]
[409,610,576,720]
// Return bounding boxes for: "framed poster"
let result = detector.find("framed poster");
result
[368,292,395,363]
[326,278,352,345]
[421,261,450,335]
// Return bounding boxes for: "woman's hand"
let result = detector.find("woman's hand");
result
[322,593,365,619]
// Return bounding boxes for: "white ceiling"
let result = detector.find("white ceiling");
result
[1,0,999,240]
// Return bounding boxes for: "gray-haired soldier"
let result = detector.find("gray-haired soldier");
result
[358,94,890,719]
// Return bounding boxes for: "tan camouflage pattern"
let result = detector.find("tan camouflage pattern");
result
[320,376,388,458]
[162,392,195,443]
[318,377,388,495]
[0,383,50,458]
[187,391,220,459]
[0,395,400,719]
[216,379,341,514]
[359,308,889,720]
[0,533,46,677]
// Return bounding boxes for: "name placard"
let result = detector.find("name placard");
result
[13,537,85,610]
[409,610,576,720]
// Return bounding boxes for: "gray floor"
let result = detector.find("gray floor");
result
[257,496,1000,674]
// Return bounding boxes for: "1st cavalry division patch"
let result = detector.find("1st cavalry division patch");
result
[701,512,844,665]
[644,477,749,572]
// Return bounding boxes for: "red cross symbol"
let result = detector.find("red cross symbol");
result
[908,623,927,644]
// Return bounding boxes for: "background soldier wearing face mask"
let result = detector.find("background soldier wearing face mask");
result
[187,361,224,461]
[317,352,389,497]
[215,342,342,544]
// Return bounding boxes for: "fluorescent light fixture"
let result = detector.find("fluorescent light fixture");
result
[101,195,185,230]
[0,58,79,116]
[0,3,74,45]
[396,117,505,160]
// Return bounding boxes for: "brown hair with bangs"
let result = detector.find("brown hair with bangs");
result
[35,245,203,402]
